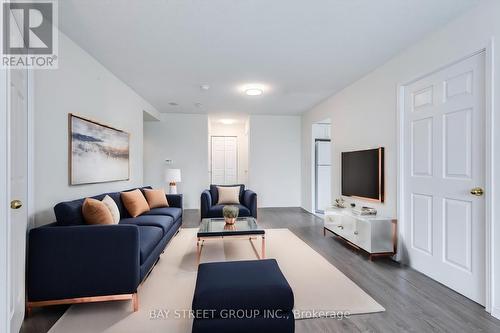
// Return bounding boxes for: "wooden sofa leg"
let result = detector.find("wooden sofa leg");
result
[26,303,32,317]
[132,293,138,312]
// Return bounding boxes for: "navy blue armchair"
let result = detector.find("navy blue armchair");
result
[27,187,183,313]
[201,184,257,219]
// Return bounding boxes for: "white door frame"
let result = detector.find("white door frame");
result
[397,41,495,313]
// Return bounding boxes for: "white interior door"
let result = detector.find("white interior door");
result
[8,68,29,332]
[404,52,485,305]
[211,136,238,184]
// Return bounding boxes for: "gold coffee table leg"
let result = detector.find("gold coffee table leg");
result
[197,238,203,265]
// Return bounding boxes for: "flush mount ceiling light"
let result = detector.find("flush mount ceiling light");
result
[200,84,210,91]
[240,84,267,96]
[220,119,236,125]
[245,88,263,96]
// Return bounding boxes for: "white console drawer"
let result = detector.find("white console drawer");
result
[325,214,356,242]
[323,207,396,257]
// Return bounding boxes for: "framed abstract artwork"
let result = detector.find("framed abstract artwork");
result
[69,114,130,185]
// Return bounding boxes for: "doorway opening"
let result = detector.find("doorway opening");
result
[311,120,331,214]
[208,114,249,185]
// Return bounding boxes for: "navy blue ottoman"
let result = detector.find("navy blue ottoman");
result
[192,259,294,333]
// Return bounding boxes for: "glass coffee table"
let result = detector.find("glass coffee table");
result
[197,217,265,264]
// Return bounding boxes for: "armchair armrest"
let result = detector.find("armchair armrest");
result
[200,190,212,219]
[27,224,140,302]
[166,194,183,208]
[243,190,257,219]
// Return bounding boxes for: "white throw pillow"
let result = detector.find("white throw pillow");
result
[102,195,120,224]
[217,186,240,205]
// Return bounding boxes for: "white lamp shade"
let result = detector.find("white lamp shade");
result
[165,169,181,183]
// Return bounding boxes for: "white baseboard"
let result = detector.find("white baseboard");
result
[491,306,500,320]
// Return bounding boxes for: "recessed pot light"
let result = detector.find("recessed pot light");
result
[220,119,236,125]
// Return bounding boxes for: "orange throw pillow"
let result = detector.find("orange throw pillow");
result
[82,198,114,225]
[121,189,150,217]
[144,189,169,209]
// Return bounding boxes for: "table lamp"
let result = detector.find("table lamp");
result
[165,168,181,194]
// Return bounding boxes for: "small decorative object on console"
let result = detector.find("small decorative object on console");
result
[223,205,239,225]
[352,206,377,216]
[334,198,346,208]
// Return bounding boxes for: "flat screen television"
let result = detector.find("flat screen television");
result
[341,147,384,202]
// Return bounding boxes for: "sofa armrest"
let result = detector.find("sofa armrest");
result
[243,190,257,219]
[166,194,183,208]
[27,224,140,302]
[200,190,212,219]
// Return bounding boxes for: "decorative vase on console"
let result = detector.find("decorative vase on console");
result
[334,198,346,209]
[223,205,239,225]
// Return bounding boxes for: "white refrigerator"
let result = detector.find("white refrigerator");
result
[315,140,331,213]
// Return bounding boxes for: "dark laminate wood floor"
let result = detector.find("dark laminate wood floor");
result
[21,208,500,333]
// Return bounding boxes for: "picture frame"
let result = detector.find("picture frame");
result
[69,113,130,185]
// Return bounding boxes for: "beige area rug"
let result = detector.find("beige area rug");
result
[48,228,384,333]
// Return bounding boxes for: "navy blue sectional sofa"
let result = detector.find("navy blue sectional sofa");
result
[200,184,257,219]
[27,187,182,312]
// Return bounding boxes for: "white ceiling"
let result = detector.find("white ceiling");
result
[59,0,479,115]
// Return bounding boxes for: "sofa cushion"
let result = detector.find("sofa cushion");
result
[120,215,174,236]
[192,259,294,313]
[121,189,150,218]
[82,198,114,225]
[210,184,245,206]
[54,187,153,226]
[54,198,86,226]
[144,189,169,209]
[141,207,182,221]
[208,205,250,218]
[137,226,163,264]
[102,195,120,224]
[216,186,241,205]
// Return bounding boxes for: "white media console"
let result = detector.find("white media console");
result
[323,207,397,260]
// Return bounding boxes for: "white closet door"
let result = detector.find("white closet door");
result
[224,137,238,184]
[403,52,485,305]
[211,136,238,185]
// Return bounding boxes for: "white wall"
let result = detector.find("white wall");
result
[249,115,301,207]
[208,119,249,184]
[143,113,209,209]
[301,0,500,317]
[34,32,158,226]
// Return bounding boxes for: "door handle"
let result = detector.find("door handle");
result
[10,200,23,209]
[470,187,484,196]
